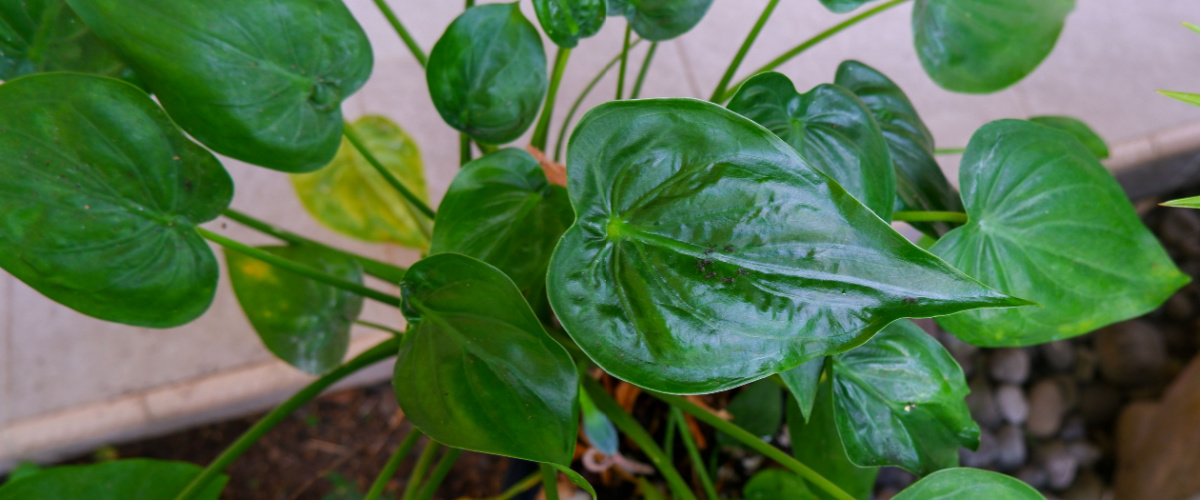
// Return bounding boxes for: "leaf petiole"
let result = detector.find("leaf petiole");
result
[532,47,573,151]
[364,431,425,500]
[892,211,969,224]
[553,38,644,162]
[616,24,632,100]
[344,124,437,220]
[630,42,658,99]
[709,0,781,102]
[370,0,427,66]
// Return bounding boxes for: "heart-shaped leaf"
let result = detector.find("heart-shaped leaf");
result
[292,116,430,249]
[534,0,606,48]
[1028,116,1108,159]
[612,0,715,41]
[0,459,226,500]
[893,468,1045,500]
[717,379,783,448]
[779,357,824,422]
[830,319,978,476]
[931,120,1188,346]
[0,73,231,327]
[226,246,364,375]
[787,388,877,500]
[818,0,879,14]
[0,0,133,82]
[744,469,817,500]
[66,0,373,172]
[913,0,1075,93]
[430,149,573,317]
[834,60,962,237]
[395,253,579,465]
[548,98,1026,394]
[427,3,547,145]
[728,72,895,220]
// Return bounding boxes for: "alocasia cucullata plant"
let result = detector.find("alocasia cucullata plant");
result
[0,0,1183,499]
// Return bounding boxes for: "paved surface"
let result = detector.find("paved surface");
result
[3,0,1200,468]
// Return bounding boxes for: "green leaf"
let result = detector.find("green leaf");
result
[1159,90,1200,107]
[787,387,877,500]
[0,73,231,328]
[717,379,783,448]
[1163,196,1200,209]
[0,0,133,82]
[614,0,714,41]
[395,253,579,465]
[430,149,573,317]
[830,320,977,476]
[893,468,1045,500]
[1028,116,1108,159]
[555,465,598,499]
[292,116,430,249]
[66,0,373,173]
[226,246,364,375]
[427,3,547,145]
[819,0,879,14]
[534,0,606,48]
[579,383,620,455]
[727,72,896,220]
[913,0,1075,93]
[744,469,817,500]
[3,463,41,484]
[548,98,1025,394]
[779,358,824,423]
[834,60,962,238]
[0,459,226,500]
[931,120,1188,346]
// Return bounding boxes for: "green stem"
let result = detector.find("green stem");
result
[344,125,436,220]
[415,448,464,500]
[630,42,658,99]
[403,441,442,500]
[721,0,912,102]
[663,407,677,463]
[198,228,402,307]
[465,0,475,8]
[616,24,632,100]
[365,431,425,500]
[370,0,427,66]
[553,38,644,162]
[540,463,560,500]
[173,337,403,500]
[709,0,781,102]
[935,147,966,155]
[670,408,718,500]
[460,134,473,166]
[220,209,407,283]
[892,211,969,223]
[355,319,404,336]
[651,392,855,500]
[532,47,572,151]
[582,379,698,500]
[489,472,541,500]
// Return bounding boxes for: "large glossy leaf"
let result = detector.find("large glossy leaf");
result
[0,73,231,327]
[226,246,364,375]
[292,115,430,249]
[430,149,573,317]
[427,4,547,145]
[66,0,373,172]
[830,320,977,476]
[534,0,606,48]
[834,60,961,237]
[395,253,579,465]
[818,0,879,14]
[0,459,226,500]
[0,0,132,81]
[613,0,714,41]
[547,98,1024,394]
[931,120,1189,346]
[779,357,824,422]
[1028,116,1108,160]
[788,387,877,500]
[717,379,782,448]
[744,469,817,500]
[893,468,1045,500]
[728,72,895,220]
[913,0,1075,93]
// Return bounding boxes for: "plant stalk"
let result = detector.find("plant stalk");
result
[892,211,969,223]
[489,472,541,500]
[935,147,966,155]
[709,0,781,102]
[460,134,473,166]
[651,392,856,500]
[670,407,718,500]
[532,47,573,151]
[343,125,436,220]
[630,42,659,99]
[581,378,699,500]
[173,337,403,500]
[553,38,644,162]
[355,319,405,336]
[220,209,408,283]
[370,0,427,66]
[365,430,425,500]
[415,448,464,500]
[403,441,443,500]
[721,0,912,102]
[540,463,561,500]
[197,228,402,307]
[616,24,632,100]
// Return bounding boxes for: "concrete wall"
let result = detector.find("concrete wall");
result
[3,0,1200,468]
